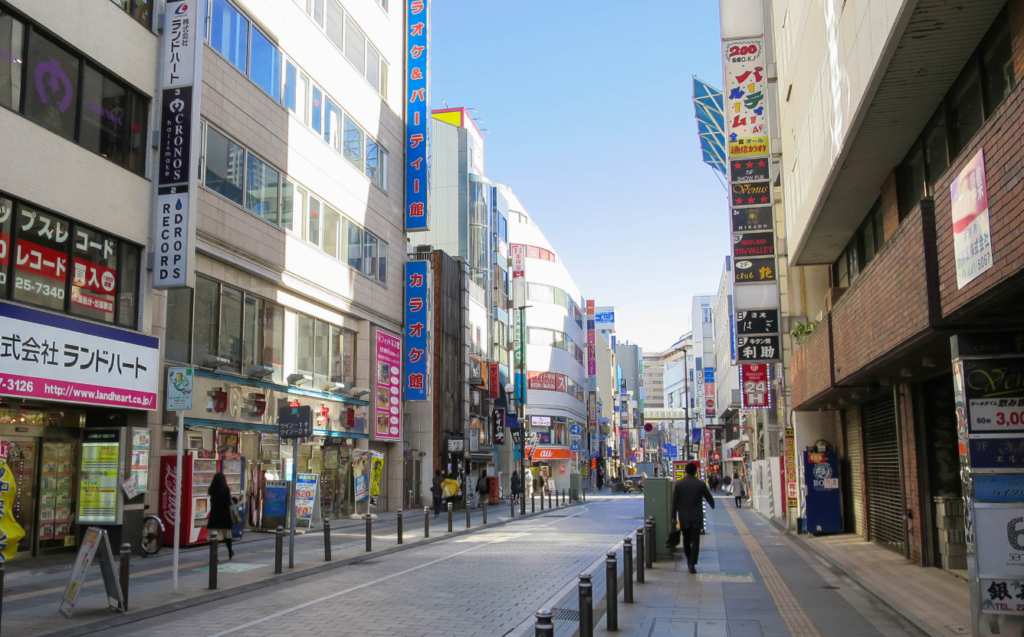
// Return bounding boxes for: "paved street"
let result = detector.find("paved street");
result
[7,494,941,637]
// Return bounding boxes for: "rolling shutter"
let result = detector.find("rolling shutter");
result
[862,397,905,553]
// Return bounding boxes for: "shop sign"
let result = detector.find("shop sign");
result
[734,257,776,283]
[705,395,716,417]
[732,205,773,232]
[374,328,402,441]
[951,148,992,289]
[405,0,430,231]
[731,181,772,208]
[969,436,1024,469]
[532,448,573,461]
[492,408,506,445]
[595,307,615,331]
[447,439,464,452]
[741,364,772,409]
[736,309,778,335]
[404,260,431,401]
[785,428,797,508]
[531,415,551,428]
[0,301,159,409]
[975,475,1024,503]
[278,405,313,439]
[511,244,526,309]
[733,231,775,258]
[974,506,1024,575]
[588,391,597,427]
[294,473,318,522]
[981,579,1024,614]
[730,157,770,183]
[263,480,288,518]
[488,362,499,399]
[723,38,768,157]
[166,366,193,410]
[963,358,1024,432]
[737,335,780,363]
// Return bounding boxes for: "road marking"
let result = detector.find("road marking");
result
[726,507,821,637]
[204,507,591,637]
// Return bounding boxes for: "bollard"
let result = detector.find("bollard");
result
[511,497,515,519]
[323,517,332,561]
[466,502,472,529]
[562,489,566,505]
[208,531,218,590]
[118,543,131,612]
[397,509,403,544]
[447,502,453,532]
[275,526,284,574]
[534,609,555,637]
[623,538,634,603]
[365,514,372,552]
[424,507,430,538]
[644,520,653,569]
[540,491,544,511]
[649,517,657,564]
[532,493,536,513]
[583,488,586,502]
[636,526,645,583]
[483,500,488,524]
[548,491,552,509]
[578,573,593,637]
[605,551,618,631]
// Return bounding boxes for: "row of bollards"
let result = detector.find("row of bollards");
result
[534,519,656,635]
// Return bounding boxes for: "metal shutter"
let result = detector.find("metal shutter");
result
[862,397,905,553]
[844,410,866,538]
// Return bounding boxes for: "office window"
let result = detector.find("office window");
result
[982,20,1014,117]
[296,73,309,125]
[379,61,388,100]
[218,285,243,373]
[344,15,366,74]
[0,12,24,111]
[326,0,344,50]
[363,233,378,279]
[79,65,131,167]
[312,0,324,26]
[307,196,321,246]
[345,219,362,271]
[242,293,259,372]
[70,226,118,323]
[117,243,140,327]
[376,0,388,11]
[246,153,280,224]
[193,277,220,365]
[324,98,342,149]
[897,141,925,218]
[250,28,281,101]
[281,178,297,232]
[924,109,949,194]
[261,301,284,383]
[343,115,363,169]
[23,31,79,141]
[949,64,984,156]
[314,319,330,387]
[296,313,315,376]
[329,326,344,383]
[873,203,885,250]
[366,46,380,92]
[311,86,323,133]
[165,287,192,363]
[204,126,245,205]
[284,61,297,111]
[13,206,68,312]
[210,0,248,73]
[365,138,379,184]
[378,149,388,190]
[323,205,341,258]
[378,243,387,285]
[111,0,152,28]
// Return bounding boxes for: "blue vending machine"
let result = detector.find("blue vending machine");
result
[802,449,842,534]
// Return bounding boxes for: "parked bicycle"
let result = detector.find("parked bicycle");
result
[140,503,165,556]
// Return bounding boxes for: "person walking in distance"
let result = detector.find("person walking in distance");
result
[475,470,490,508]
[671,462,715,574]
[430,469,444,519]
[207,472,236,560]
[734,473,747,508]
[510,470,522,506]
[441,473,461,510]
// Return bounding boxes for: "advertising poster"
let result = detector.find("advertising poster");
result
[369,452,385,499]
[78,431,120,524]
[263,480,288,518]
[353,453,370,502]
[404,260,430,400]
[0,441,25,560]
[974,507,1024,577]
[963,358,1024,432]
[294,473,318,522]
[951,148,992,289]
[723,38,768,156]
[374,329,403,441]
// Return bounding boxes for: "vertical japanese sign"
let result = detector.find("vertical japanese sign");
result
[488,362,499,399]
[404,260,430,400]
[374,329,402,441]
[154,0,201,289]
[951,149,992,289]
[405,0,430,231]
[785,428,797,509]
[511,244,526,308]
[740,364,771,409]
[586,301,597,387]
[724,38,768,157]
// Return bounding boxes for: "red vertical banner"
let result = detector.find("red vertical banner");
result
[488,362,499,399]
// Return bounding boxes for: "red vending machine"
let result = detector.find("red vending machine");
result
[159,449,216,546]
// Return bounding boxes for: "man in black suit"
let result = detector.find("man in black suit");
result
[671,462,716,573]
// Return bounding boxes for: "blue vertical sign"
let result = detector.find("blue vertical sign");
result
[405,0,430,231]
[704,367,715,384]
[404,260,430,400]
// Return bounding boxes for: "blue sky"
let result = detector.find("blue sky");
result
[431,0,730,353]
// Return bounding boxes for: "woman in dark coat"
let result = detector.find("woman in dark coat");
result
[208,472,235,559]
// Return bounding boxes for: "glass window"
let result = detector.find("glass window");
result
[261,301,284,383]
[117,242,139,328]
[70,226,118,323]
[898,141,926,218]
[0,197,11,292]
[363,233,378,278]
[23,31,79,141]
[312,0,324,27]
[204,126,245,205]
[242,294,259,372]
[342,329,355,385]
[380,61,388,100]
[210,0,248,73]
[846,238,860,282]
[835,249,849,288]
[345,218,362,271]
[245,153,280,224]
[366,138,379,183]
[314,319,330,386]
[949,63,984,155]
[249,28,281,101]
[127,89,147,175]
[861,217,875,265]
[218,285,243,373]
[982,22,1014,117]
[378,242,387,285]
[307,196,322,246]
[13,205,69,311]
[193,277,220,365]
[284,61,297,111]
[344,15,366,75]
[343,115,363,169]
[296,73,309,125]
[296,313,314,376]
[324,98,341,149]
[79,66,128,165]
[326,0,344,50]
[281,178,296,233]
[924,110,949,193]
[311,86,323,133]
[873,203,885,250]
[366,46,380,91]
[165,287,192,363]
[329,325,344,382]
[378,148,388,190]
[0,12,25,111]
[323,205,341,258]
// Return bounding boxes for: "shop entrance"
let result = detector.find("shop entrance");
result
[919,374,967,572]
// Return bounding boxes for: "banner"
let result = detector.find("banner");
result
[0,441,25,560]
[951,149,992,289]
[404,260,431,400]
[294,473,318,522]
[353,452,370,502]
[405,0,430,230]
[369,452,385,499]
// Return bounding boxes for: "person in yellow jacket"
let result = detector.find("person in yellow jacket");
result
[440,475,461,510]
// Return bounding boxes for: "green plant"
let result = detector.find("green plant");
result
[791,321,818,344]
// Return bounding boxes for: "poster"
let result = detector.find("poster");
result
[263,480,288,518]
[353,453,370,502]
[374,329,403,441]
[78,431,120,524]
[0,441,25,560]
[972,506,1024,576]
[369,452,384,499]
[131,429,150,490]
[951,148,992,289]
[294,473,318,522]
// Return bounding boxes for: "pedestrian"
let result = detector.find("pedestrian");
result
[735,475,747,508]
[533,471,544,496]
[671,462,715,574]
[596,466,604,491]
[510,470,522,505]
[207,472,235,560]
[723,473,733,494]
[430,469,444,518]
[476,470,490,508]
[441,473,461,510]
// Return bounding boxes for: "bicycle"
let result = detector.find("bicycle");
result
[140,503,165,556]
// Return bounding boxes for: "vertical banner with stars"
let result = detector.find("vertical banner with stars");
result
[406,0,430,231]
[404,260,431,400]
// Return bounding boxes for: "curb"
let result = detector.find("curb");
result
[39,500,587,637]
[764,516,943,637]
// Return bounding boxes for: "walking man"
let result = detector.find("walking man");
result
[431,469,444,518]
[671,461,716,574]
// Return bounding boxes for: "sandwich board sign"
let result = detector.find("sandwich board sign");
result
[59,527,124,617]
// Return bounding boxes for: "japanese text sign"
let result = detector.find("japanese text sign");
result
[735,309,778,335]
[741,364,771,409]
[405,0,430,231]
[951,148,992,289]
[963,358,1024,432]
[492,408,505,445]
[737,335,780,363]
[374,329,402,441]
[723,38,768,157]
[404,260,430,400]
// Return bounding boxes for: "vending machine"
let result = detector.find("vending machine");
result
[219,453,245,539]
[159,449,216,546]
[802,449,842,534]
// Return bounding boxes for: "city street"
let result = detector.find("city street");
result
[12,495,935,637]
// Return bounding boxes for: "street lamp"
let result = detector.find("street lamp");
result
[505,381,527,515]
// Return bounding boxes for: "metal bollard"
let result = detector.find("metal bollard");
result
[208,531,218,590]
[323,517,332,561]
[118,543,131,611]
[636,526,645,583]
[424,507,430,538]
[578,573,593,637]
[548,491,552,509]
[534,609,555,637]
[540,491,544,511]
[397,509,403,544]
[649,517,657,564]
[562,489,566,505]
[605,551,618,631]
[644,520,653,569]
[447,502,453,532]
[511,497,516,519]
[623,538,634,603]
[365,514,372,552]
[275,526,284,574]
[0,562,4,626]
